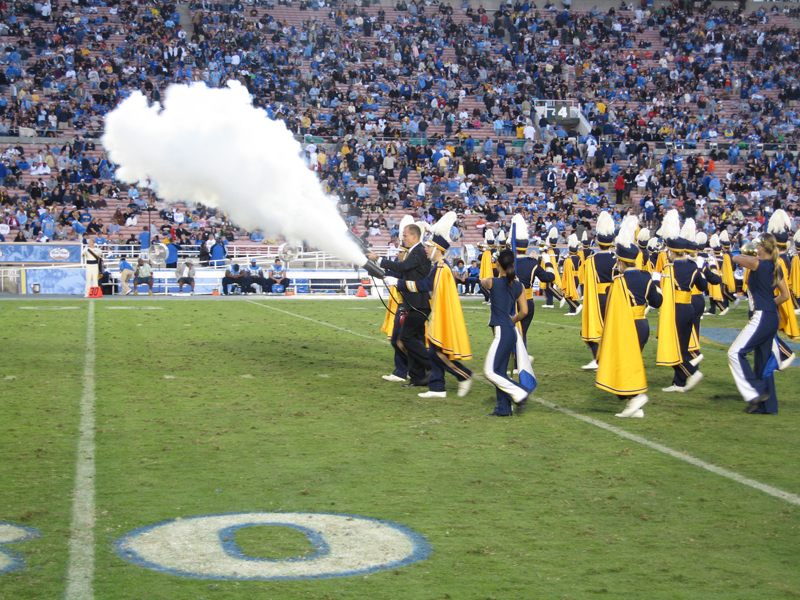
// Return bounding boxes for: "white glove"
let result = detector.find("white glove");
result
[384,276,398,287]
[696,257,705,269]
[652,272,662,282]
[541,253,551,265]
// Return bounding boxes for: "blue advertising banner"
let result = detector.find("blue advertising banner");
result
[0,243,82,264]
[22,268,87,295]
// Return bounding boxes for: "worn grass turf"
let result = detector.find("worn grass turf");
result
[1,297,799,600]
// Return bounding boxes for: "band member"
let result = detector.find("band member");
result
[766,209,798,370]
[635,228,650,271]
[511,214,555,348]
[705,234,727,315]
[580,211,616,370]
[729,233,791,414]
[646,237,660,273]
[719,231,740,309]
[385,212,473,399]
[562,234,582,315]
[542,227,564,308]
[657,211,706,393]
[478,229,496,304]
[596,216,663,418]
[482,248,535,417]
[793,230,800,315]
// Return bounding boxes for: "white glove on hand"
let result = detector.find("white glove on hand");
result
[384,276,398,287]
[541,253,551,265]
[652,272,662,282]
[696,257,705,269]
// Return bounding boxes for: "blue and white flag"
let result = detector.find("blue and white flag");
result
[515,327,537,393]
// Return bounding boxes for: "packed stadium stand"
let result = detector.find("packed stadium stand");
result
[1,0,799,263]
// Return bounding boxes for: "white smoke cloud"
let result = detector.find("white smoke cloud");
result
[102,81,365,265]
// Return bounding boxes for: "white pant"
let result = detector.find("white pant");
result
[85,264,99,295]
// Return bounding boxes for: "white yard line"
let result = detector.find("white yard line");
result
[250,300,800,507]
[66,300,96,600]
[246,300,391,344]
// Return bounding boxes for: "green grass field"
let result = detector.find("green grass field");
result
[1,296,799,600]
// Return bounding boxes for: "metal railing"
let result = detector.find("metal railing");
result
[0,268,19,293]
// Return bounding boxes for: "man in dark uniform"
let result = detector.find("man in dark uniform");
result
[367,224,432,387]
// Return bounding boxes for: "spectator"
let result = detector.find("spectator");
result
[176,260,196,294]
[133,259,154,296]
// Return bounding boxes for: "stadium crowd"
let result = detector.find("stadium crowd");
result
[0,0,799,256]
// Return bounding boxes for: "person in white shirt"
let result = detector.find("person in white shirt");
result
[175,260,195,294]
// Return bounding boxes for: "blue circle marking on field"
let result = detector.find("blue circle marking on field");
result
[0,523,41,575]
[217,522,330,563]
[113,512,432,580]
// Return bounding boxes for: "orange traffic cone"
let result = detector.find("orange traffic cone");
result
[355,285,368,298]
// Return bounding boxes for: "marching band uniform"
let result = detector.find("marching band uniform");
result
[512,216,555,346]
[792,231,800,314]
[634,229,650,272]
[719,231,738,309]
[543,228,564,308]
[657,213,706,393]
[596,216,663,418]
[478,230,496,303]
[562,235,582,315]
[767,211,799,370]
[646,238,660,273]
[580,212,616,370]
[704,235,726,315]
[391,213,473,398]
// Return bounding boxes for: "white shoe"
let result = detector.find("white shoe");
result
[644,305,652,315]
[795,308,800,315]
[382,374,406,383]
[418,391,446,398]
[661,385,685,393]
[528,355,535,363]
[684,370,704,392]
[542,304,554,309]
[581,360,598,371]
[575,304,583,315]
[559,296,566,308]
[511,369,519,375]
[482,301,491,305]
[689,353,704,367]
[457,378,473,397]
[779,352,796,372]
[719,308,729,316]
[631,409,645,418]
[732,297,742,309]
[616,393,649,418]
[564,311,575,316]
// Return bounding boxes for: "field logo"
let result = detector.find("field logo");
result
[0,523,41,575]
[114,512,431,580]
[48,247,71,261]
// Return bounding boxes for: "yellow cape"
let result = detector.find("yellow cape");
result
[547,248,563,288]
[428,260,472,360]
[656,264,682,366]
[581,255,604,342]
[479,250,493,280]
[635,251,644,271]
[562,255,580,301]
[596,276,648,395]
[791,254,800,298]
[778,260,800,340]
[380,286,402,339]
[721,253,736,290]
[655,250,668,274]
[707,263,723,302]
